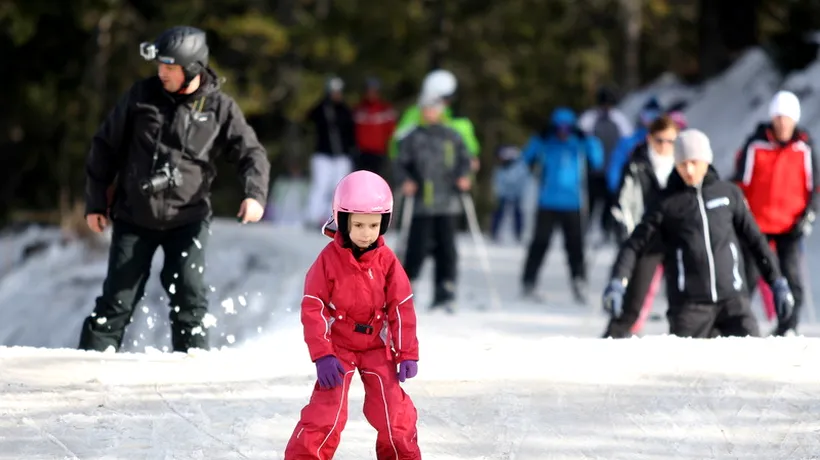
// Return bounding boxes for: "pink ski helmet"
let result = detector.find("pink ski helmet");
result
[331,170,394,235]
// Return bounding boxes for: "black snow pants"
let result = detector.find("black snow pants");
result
[588,173,616,240]
[78,219,211,352]
[355,151,388,178]
[402,214,458,305]
[522,209,585,289]
[603,248,665,338]
[667,296,760,338]
[743,232,804,335]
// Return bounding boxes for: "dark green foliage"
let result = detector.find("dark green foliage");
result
[0,0,816,225]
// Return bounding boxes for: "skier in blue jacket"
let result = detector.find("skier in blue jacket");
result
[520,107,604,304]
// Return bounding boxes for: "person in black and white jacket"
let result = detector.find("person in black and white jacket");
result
[602,129,795,338]
[603,115,679,338]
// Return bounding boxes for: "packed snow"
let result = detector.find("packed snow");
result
[4,332,820,459]
[3,47,820,459]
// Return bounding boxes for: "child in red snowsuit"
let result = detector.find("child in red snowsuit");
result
[284,170,421,460]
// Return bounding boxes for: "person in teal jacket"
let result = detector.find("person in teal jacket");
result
[520,107,605,304]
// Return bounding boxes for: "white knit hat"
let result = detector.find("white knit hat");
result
[769,90,801,123]
[674,129,713,165]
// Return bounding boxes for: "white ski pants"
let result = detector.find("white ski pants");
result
[306,153,353,225]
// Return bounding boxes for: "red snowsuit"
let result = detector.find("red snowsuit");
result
[284,233,421,460]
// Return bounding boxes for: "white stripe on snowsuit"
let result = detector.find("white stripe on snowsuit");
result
[303,295,331,343]
[395,294,413,353]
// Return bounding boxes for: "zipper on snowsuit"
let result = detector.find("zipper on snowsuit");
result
[729,242,743,291]
[695,188,718,302]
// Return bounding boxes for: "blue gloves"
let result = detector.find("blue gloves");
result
[397,360,418,382]
[602,279,627,318]
[771,277,795,321]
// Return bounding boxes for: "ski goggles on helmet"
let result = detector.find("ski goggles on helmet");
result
[139,42,176,64]
[139,42,157,61]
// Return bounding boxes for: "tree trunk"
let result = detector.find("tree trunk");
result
[621,0,641,91]
[718,0,759,55]
[698,0,727,79]
[428,0,447,71]
[315,0,331,19]
[277,0,305,169]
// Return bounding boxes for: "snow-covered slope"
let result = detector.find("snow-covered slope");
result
[3,332,820,459]
[619,47,820,177]
[0,222,322,351]
[677,49,782,175]
[1,220,820,458]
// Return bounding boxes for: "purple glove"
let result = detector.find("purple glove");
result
[315,355,346,389]
[397,360,418,382]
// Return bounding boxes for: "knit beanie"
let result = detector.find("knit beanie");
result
[674,129,713,165]
[769,90,801,123]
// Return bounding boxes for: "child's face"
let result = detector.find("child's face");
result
[421,104,444,123]
[348,213,382,249]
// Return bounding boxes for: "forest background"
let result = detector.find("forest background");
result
[2,0,819,226]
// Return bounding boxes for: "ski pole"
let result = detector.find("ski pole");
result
[395,195,414,263]
[800,240,816,324]
[460,193,502,310]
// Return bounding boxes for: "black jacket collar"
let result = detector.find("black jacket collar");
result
[665,165,720,193]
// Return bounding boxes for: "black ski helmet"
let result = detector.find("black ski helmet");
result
[140,26,209,89]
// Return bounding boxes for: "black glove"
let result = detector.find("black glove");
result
[791,210,815,237]
[771,277,795,321]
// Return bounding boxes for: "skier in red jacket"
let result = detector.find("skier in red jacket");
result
[284,170,421,460]
[353,77,397,177]
[733,90,819,335]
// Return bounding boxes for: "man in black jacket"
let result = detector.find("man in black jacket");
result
[79,26,271,353]
[602,129,794,338]
[304,77,357,229]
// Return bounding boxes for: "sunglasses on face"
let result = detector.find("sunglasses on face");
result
[653,136,676,145]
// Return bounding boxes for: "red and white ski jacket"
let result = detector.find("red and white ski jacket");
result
[733,123,819,235]
[300,233,419,363]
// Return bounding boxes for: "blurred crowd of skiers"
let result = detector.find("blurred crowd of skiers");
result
[599,90,814,339]
[265,68,816,337]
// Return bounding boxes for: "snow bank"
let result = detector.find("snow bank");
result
[623,47,820,176]
[0,221,324,351]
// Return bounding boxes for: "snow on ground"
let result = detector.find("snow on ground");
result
[1,221,820,459]
[3,326,820,459]
[3,46,820,459]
